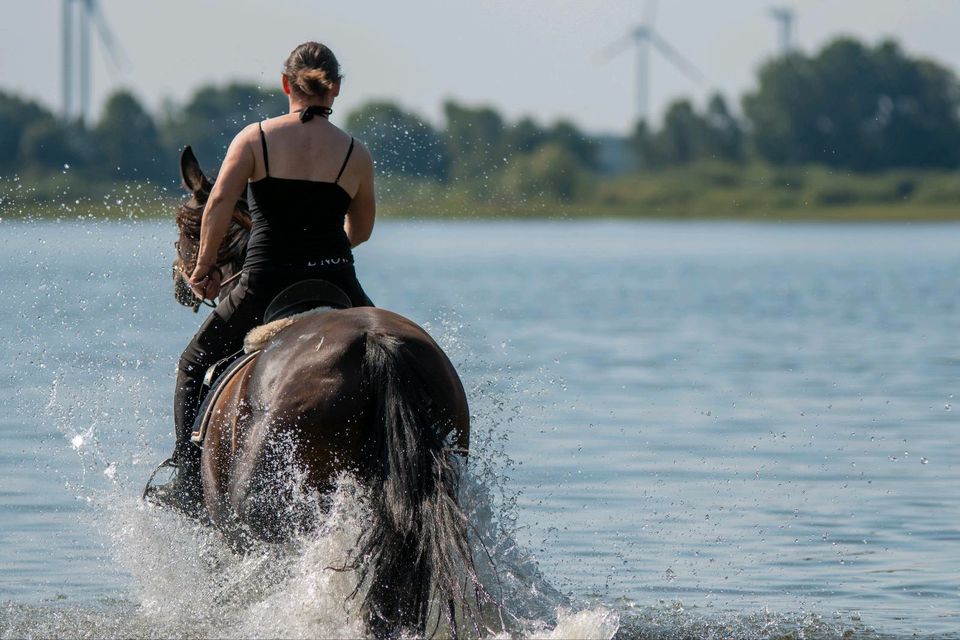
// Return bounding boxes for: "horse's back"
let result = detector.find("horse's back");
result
[250,307,464,427]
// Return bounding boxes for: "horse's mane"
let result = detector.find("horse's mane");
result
[175,200,203,240]
[175,197,251,270]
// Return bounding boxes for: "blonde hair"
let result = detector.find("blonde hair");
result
[283,41,342,97]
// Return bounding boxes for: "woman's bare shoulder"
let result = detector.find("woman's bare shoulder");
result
[260,112,299,131]
[348,137,374,167]
[229,122,261,150]
[237,121,261,137]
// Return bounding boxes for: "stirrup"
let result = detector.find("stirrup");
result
[141,457,178,500]
[141,456,204,518]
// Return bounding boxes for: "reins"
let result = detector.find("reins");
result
[175,263,244,308]
[174,198,252,310]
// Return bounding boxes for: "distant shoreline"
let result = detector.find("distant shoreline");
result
[3,167,958,223]
[5,199,958,223]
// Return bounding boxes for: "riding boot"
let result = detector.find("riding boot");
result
[142,442,203,517]
[143,365,206,517]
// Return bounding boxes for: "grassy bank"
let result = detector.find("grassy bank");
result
[3,162,959,221]
[0,172,175,221]
[378,162,960,221]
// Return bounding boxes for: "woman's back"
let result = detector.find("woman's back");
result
[252,112,360,193]
[244,111,367,271]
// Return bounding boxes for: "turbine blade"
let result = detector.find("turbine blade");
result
[643,0,659,27]
[650,32,705,84]
[595,33,634,63]
[88,0,129,71]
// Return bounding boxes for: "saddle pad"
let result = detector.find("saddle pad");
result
[190,350,260,446]
[243,306,335,353]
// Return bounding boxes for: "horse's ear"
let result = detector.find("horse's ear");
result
[180,146,212,194]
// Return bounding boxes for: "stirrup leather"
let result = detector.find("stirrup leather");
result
[191,350,260,445]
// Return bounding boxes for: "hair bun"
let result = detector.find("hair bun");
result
[284,41,342,98]
[297,67,334,96]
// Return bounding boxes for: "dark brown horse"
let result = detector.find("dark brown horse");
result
[170,148,486,635]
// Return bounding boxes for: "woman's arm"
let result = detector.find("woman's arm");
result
[189,125,256,299]
[344,143,376,248]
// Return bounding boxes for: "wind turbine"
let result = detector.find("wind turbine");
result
[61,0,128,124]
[598,0,706,124]
[768,6,795,55]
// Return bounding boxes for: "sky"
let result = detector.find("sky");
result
[2,0,960,135]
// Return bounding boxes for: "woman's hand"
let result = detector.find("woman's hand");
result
[189,263,222,301]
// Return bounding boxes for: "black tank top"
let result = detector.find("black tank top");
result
[244,120,356,271]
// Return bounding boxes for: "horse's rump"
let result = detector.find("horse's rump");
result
[199,307,484,633]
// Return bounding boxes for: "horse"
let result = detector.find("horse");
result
[166,147,488,636]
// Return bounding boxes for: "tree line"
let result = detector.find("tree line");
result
[3,36,960,203]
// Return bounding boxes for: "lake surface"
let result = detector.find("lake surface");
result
[0,219,957,638]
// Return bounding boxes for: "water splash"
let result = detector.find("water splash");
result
[16,346,616,638]
[72,469,613,639]
[2,286,900,639]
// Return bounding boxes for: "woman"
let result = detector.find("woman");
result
[147,42,376,512]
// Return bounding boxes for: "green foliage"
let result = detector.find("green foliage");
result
[0,91,57,173]
[432,103,599,199]
[18,119,75,171]
[162,83,287,171]
[505,117,547,154]
[744,38,960,170]
[500,142,588,202]
[587,161,960,219]
[657,99,704,165]
[630,120,657,169]
[345,101,447,179]
[544,120,599,169]
[96,90,166,180]
[704,94,744,163]
[442,101,507,180]
[631,93,744,167]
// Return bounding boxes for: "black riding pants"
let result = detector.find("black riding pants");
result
[173,265,373,455]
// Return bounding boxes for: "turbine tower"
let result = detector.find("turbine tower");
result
[61,0,127,124]
[598,0,706,124]
[768,6,795,55]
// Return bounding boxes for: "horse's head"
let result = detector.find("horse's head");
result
[173,146,252,311]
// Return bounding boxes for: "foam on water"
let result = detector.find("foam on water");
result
[11,467,618,639]
[0,314,620,639]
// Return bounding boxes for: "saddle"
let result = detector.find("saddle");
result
[189,279,353,446]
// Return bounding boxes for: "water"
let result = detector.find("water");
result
[0,218,957,638]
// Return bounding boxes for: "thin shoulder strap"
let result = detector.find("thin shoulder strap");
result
[258,122,270,177]
[334,137,355,184]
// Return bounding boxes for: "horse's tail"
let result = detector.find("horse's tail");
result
[354,332,485,637]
